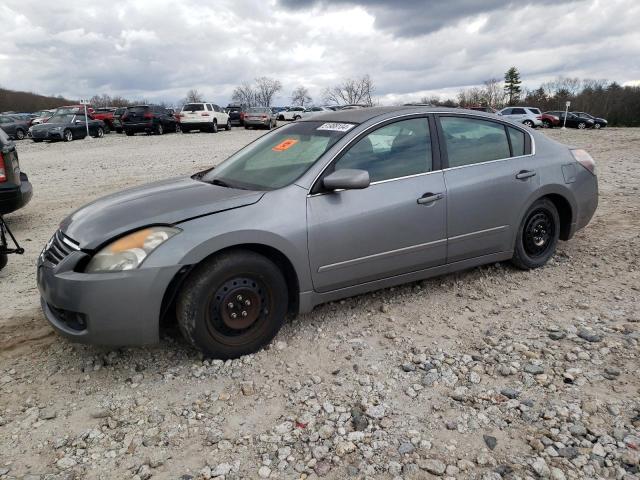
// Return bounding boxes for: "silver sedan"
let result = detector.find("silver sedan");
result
[37,106,598,358]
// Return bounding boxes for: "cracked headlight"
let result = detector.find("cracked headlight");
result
[85,226,180,273]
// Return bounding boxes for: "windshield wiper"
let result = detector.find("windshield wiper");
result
[211,178,232,188]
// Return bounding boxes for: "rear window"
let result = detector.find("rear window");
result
[183,104,205,112]
[128,106,149,114]
[228,107,242,112]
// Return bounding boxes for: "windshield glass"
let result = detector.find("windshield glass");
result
[47,114,75,124]
[200,121,354,190]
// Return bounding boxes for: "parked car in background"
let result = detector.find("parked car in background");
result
[544,111,595,129]
[271,107,287,115]
[54,105,95,117]
[31,109,55,125]
[243,107,277,129]
[300,106,334,118]
[339,104,368,110]
[497,107,543,128]
[226,104,247,126]
[113,108,126,133]
[121,105,178,136]
[92,107,121,133]
[465,106,497,113]
[540,112,561,128]
[572,112,608,129]
[36,106,598,358]
[30,113,106,142]
[179,103,231,133]
[277,106,305,120]
[0,115,30,140]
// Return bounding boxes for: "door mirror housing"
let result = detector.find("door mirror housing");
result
[323,169,370,191]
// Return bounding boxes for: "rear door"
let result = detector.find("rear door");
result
[437,114,539,263]
[307,116,447,292]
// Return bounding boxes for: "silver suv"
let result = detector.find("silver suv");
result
[498,107,542,128]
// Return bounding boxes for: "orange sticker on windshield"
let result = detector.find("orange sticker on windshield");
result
[272,139,299,151]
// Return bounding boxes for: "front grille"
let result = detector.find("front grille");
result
[43,230,80,266]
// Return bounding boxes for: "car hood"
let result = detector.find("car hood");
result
[61,176,265,249]
[31,122,71,130]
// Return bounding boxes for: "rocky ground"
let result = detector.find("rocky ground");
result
[0,127,638,480]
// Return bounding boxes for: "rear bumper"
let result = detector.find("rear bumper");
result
[244,119,270,127]
[181,121,212,128]
[0,174,33,215]
[37,253,181,345]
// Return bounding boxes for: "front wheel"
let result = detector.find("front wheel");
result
[511,198,560,270]
[176,250,289,359]
[94,127,104,138]
[594,123,601,129]
[15,129,25,140]
[63,129,73,142]
[523,120,534,127]
[225,119,231,131]
[156,123,164,135]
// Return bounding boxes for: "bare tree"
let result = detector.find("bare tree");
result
[231,82,257,107]
[322,74,375,106]
[483,78,505,108]
[185,89,204,103]
[254,77,282,107]
[291,86,312,107]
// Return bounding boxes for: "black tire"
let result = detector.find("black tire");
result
[156,123,164,135]
[15,129,25,140]
[125,129,134,136]
[594,123,601,129]
[278,115,284,121]
[182,127,190,133]
[225,119,231,131]
[523,120,534,127]
[577,122,586,129]
[511,198,560,270]
[0,254,7,272]
[211,120,218,133]
[176,250,288,359]
[293,115,301,121]
[542,120,553,129]
[63,129,73,142]
[93,127,104,138]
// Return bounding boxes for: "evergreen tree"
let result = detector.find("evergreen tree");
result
[504,67,522,105]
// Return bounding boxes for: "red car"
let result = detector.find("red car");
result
[92,107,121,133]
[540,112,561,128]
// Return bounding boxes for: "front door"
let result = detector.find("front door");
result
[307,116,447,292]
[437,115,540,263]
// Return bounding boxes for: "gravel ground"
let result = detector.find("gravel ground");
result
[0,127,638,480]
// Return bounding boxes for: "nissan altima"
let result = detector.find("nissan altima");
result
[37,107,598,358]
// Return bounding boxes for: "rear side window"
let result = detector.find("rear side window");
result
[183,104,205,112]
[511,108,526,114]
[508,127,526,156]
[528,108,541,115]
[440,117,510,168]
[501,108,512,115]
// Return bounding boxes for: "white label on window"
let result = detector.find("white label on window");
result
[317,122,355,132]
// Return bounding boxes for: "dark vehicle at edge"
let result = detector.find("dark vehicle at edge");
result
[122,105,178,136]
[1,129,32,271]
[0,115,30,140]
[544,111,595,129]
[226,104,246,126]
[573,112,608,129]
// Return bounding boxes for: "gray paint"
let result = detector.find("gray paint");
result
[37,106,598,346]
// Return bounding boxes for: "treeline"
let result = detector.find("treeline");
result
[0,88,75,112]
[446,71,640,127]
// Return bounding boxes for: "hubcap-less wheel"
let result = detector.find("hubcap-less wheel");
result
[523,210,554,258]
[578,122,586,129]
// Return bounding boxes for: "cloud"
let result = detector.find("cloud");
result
[0,0,638,106]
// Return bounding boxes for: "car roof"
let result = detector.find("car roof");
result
[297,106,502,124]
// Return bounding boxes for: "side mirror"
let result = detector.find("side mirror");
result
[323,169,370,191]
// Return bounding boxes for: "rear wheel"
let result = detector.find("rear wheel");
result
[125,129,134,136]
[156,123,164,135]
[94,127,104,138]
[225,119,231,131]
[63,129,73,142]
[511,198,560,270]
[15,129,25,140]
[577,122,587,129]
[211,120,218,133]
[176,250,288,359]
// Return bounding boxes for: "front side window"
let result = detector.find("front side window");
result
[201,121,352,190]
[334,117,432,183]
[440,117,510,168]
[501,108,512,115]
[512,108,526,114]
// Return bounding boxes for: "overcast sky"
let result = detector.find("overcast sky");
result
[1,0,638,106]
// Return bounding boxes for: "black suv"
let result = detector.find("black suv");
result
[121,105,178,136]
[226,104,247,126]
[1,128,32,271]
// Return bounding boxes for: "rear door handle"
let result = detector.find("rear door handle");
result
[515,170,537,180]
[417,192,444,205]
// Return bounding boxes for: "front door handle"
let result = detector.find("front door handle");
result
[417,192,444,205]
[516,170,537,180]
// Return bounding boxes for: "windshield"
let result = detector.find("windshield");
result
[200,121,354,190]
[47,114,75,124]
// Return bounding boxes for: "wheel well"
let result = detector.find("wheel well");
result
[543,194,572,240]
[159,244,300,326]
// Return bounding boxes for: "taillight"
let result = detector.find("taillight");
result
[143,112,153,119]
[0,152,7,183]
[571,149,596,175]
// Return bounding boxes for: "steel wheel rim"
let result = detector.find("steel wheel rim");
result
[206,276,272,345]
[523,209,554,258]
